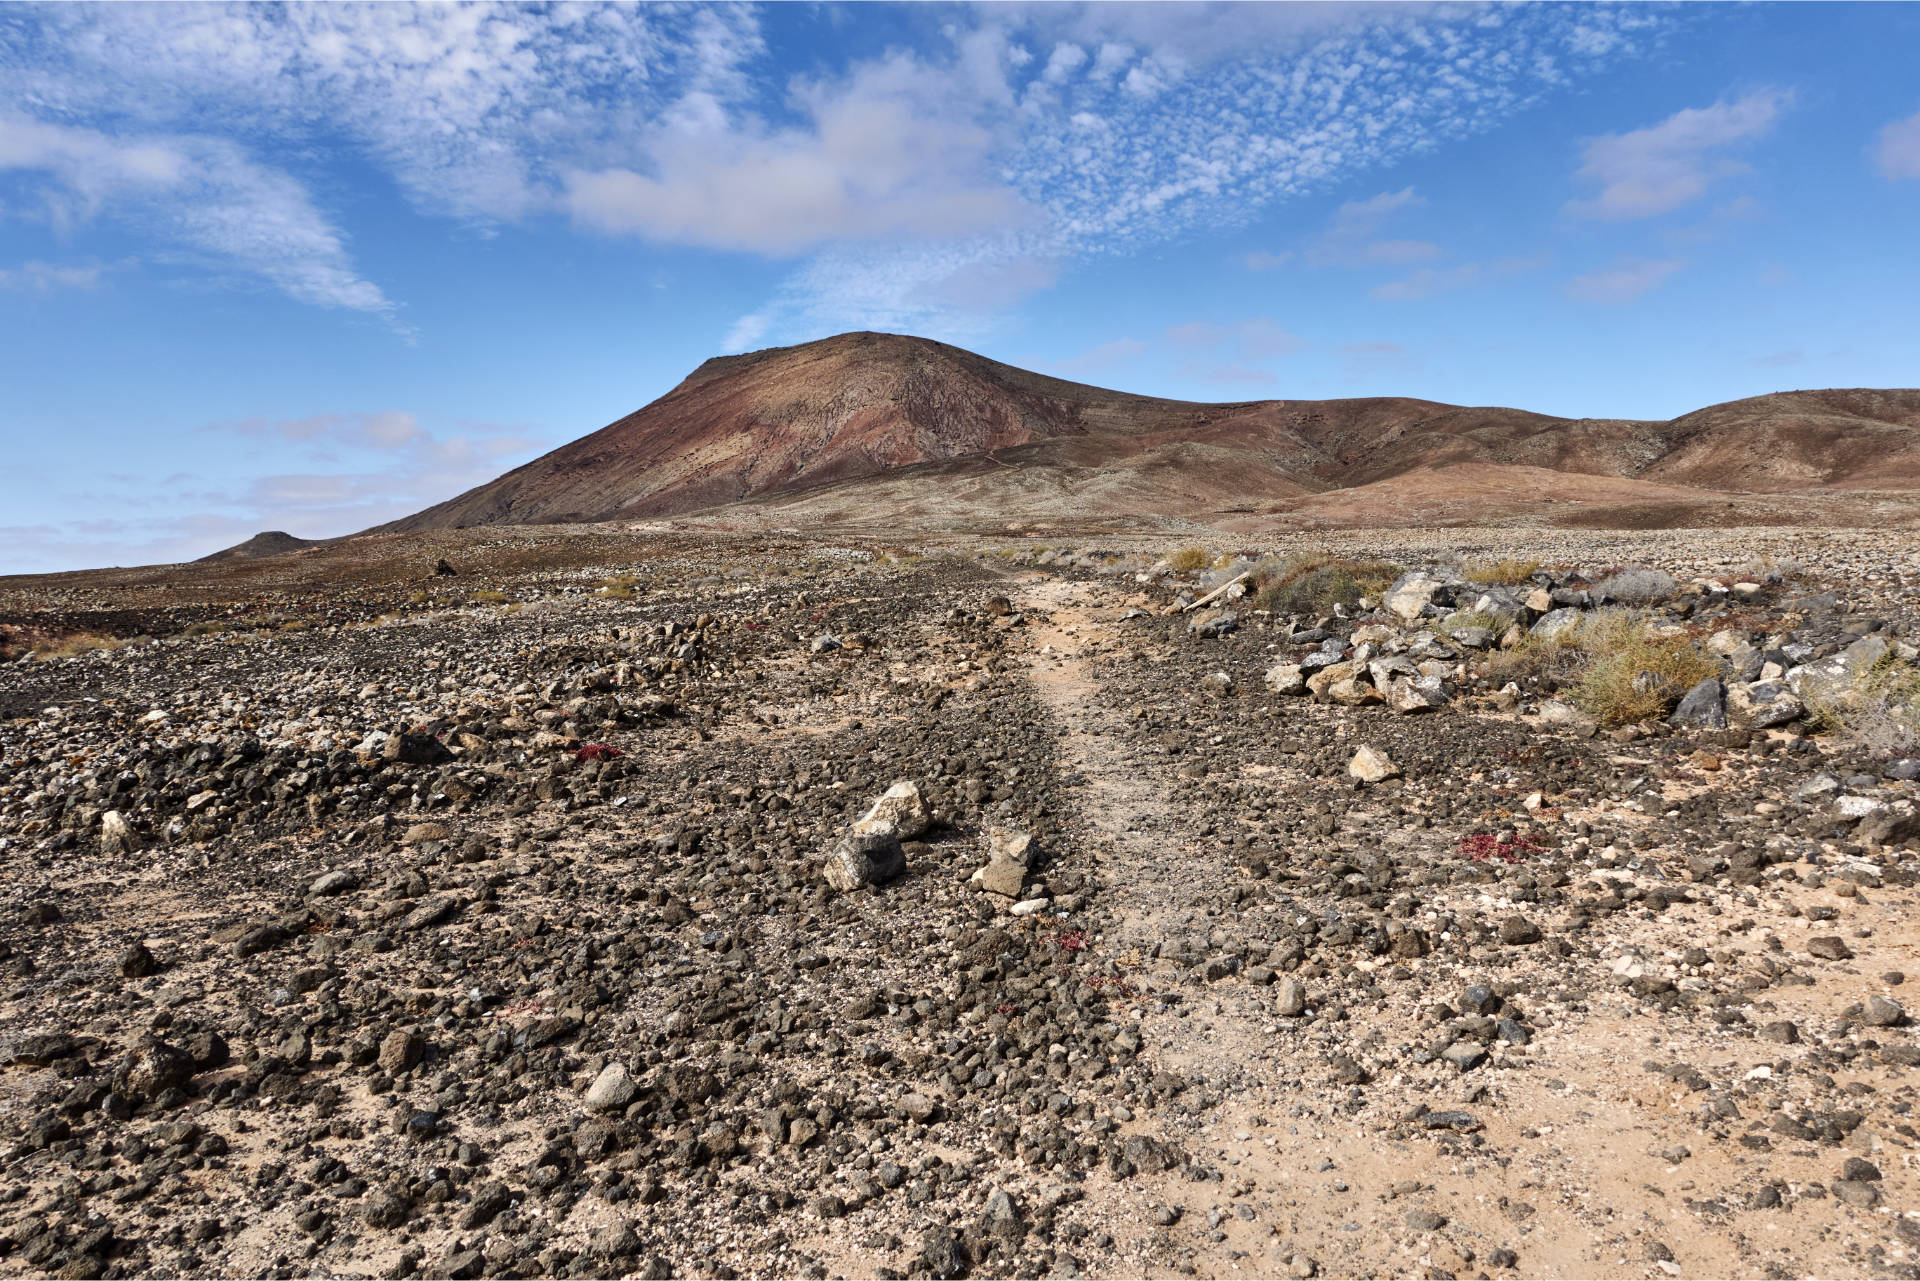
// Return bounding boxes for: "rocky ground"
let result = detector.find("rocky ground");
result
[2,524,1919,1281]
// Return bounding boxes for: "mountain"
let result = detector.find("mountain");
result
[195,530,319,562]
[378,332,1920,533]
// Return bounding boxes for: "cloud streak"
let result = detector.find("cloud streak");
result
[1875,107,1920,180]
[3,410,555,571]
[1567,90,1786,220]
[0,114,396,318]
[1566,257,1685,303]
[0,258,104,292]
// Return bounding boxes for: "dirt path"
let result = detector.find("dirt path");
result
[1010,575,1904,1281]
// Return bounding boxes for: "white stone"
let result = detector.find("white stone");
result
[1263,663,1307,696]
[1348,745,1400,783]
[852,780,931,841]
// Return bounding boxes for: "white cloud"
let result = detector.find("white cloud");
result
[1242,249,1292,271]
[1371,252,1545,301]
[907,255,1059,310]
[1568,90,1786,220]
[6,411,552,571]
[1875,107,1920,180]
[1306,187,1440,267]
[1166,321,1228,348]
[563,57,1029,255]
[2,2,1678,337]
[1373,264,1480,301]
[1042,42,1088,83]
[1164,318,1303,359]
[0,115,184,222]
[6,3,761,224]
[1566,257,1685,303]
[0,259,103,292]
[722,312,771,354]
[0,115,395,318]
[213,410,428,452]
[1237,317,1306,358]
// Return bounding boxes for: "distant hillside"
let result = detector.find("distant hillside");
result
[196,531,319,562]
[376,331,1920,532]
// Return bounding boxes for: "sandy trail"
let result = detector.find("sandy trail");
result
[1010,574,1907,1281]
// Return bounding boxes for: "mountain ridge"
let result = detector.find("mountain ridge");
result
[373,331,1920,534]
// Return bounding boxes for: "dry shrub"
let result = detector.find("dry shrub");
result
[1252,552,1401,617]
[32,631,127,659]
[1167,545,1212,573]
[1483,609,1717,725]
[597,575,639,600]
[1480,624,1588,686]
[1464,557,1542,586]
[1570,612,1718,725]
[1810,657,1920,754]
[472,589,510,604]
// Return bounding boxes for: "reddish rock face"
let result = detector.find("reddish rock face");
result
[375,330,1920,533]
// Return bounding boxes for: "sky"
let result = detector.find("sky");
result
[2,2,1918,573]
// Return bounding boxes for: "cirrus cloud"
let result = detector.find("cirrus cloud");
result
[1874,107,1920,180]
[1567,89,1787,220]
[1566,257,1685,303]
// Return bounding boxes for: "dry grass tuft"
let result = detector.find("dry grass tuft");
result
[1251,552,1401,617]
[1464,557,1542,585]
[1167,545,1213,573]
[31,631,128,659]
[597,575,639,600]
[1571,615,1719,725]
[1810,656,1920,753]
[1484,609,1717,725]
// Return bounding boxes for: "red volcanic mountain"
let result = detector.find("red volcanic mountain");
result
[377,331,1920,533]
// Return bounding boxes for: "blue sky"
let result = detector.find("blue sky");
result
[2,1,1918,572]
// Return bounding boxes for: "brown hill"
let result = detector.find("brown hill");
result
[195,530,319,562]
[378,332,1920,532]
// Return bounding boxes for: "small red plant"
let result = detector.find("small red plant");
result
[1056,929,1087,953]
[1086,976,1136,997]
[996,1003,1017,1016]
[575,743,625,762]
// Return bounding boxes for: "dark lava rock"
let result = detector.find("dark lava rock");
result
[1498,916,1542,946]
[118,942,158,978]
[1669,679,1727,730]
[114,1039,195,1102]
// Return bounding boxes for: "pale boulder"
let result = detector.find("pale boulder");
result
[1263,663,1308,696]
[971,827,1033,899]
[1349,745,1400,783]
[852,780,931,841]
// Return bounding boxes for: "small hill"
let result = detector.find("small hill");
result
[375,332,1920,532]
[196,531,319,563]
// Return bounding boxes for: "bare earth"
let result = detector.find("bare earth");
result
[0,523,1917,1281]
